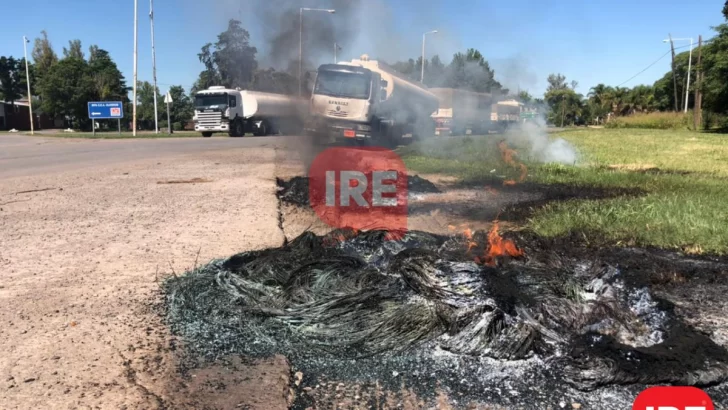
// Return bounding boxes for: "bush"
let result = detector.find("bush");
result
[605,112,693,130]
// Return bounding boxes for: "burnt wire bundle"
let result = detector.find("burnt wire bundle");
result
[164,228,728,392]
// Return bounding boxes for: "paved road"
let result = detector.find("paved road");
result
[0,134,299,178]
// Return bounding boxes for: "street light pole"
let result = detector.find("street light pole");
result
[299,8,336,97]
[684,38,693,113]
[150,0,159,133]
[421,30,438,83]
[22,36,34,135]
[133,0,138,136]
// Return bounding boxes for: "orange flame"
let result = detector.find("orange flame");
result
[482,222,524,266]
[498,141,528,185]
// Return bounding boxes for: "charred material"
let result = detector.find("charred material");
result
[163,228,728,403]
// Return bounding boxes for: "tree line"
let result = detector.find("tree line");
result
[0,31,193,131]
[543,2,728,127]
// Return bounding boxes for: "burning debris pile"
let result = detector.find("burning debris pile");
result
[163,227,728,404]
[277,174,440,207]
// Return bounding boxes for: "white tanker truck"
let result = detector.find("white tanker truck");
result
[193,86,306,137]
[305,54,439,145]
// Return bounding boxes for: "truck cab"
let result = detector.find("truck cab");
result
[193,86,245,137]
[306,64,386,141]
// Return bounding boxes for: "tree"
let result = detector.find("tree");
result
[0,57,28,105]
[544,73,584,126]
[39,57,94,128]
[546,73,568,92]
[166,85,193,130]
[250,68,297,95]
[426,55,446,87]
[445,48,503,93]
[136,81,163,130]
[31,30,58,87]
[193,19,258,90]
[517,90,533,104]
[87,48,127,101]
[62,39,84,60]
[723,0,728,20]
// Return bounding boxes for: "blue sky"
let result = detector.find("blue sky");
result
[0,0,723,97]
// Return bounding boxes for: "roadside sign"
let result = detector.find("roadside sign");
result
[164,93,173,104]
[88,101,124,119]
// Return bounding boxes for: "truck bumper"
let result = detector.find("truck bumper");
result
[194,122,229,132]
[305,118,372,141]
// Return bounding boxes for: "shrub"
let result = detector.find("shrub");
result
[605,112,693,130]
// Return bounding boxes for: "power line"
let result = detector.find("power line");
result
[615,41,709,87]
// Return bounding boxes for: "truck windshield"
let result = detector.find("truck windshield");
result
[314,70,371,99]
[194,94,228,109]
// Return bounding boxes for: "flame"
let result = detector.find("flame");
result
[483,222,524,266]
[498,141,528,185]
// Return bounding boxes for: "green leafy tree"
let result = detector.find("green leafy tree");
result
[166,85,193,130]
[193,19,258,90]
[250,68,297,95]
[136,81,163,130]
[39,57,94,128]
[544,73,584,126]
[87,48,127,100]
[426,55,446,87]
[31,30,58,87]
[62,39,84,60]
[445,48,503,93]
[517,90,533,104]
[723,0,728,19]
[0,57,29,105]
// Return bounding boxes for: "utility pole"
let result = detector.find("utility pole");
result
[694,35,703,130]
[22,36,34,135]
[683,38,693,114]
[132,0,138,136]
[669,34,679,112]
[150,0,159,133]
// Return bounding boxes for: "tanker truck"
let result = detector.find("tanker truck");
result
[193,86,306,137]
[430,88,495,136]
[304,54,439,146]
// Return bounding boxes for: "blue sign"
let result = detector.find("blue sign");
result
[88,101,124,119]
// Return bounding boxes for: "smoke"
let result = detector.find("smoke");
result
[504,116,578,165]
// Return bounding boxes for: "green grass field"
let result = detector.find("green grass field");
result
[401,128,728,254]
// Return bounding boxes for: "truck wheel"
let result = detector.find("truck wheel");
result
[253,121,269,136]
[201,132,213,138]
[228,120,245,137]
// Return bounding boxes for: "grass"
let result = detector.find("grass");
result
[605,112,693,130]
[400,128,728,254]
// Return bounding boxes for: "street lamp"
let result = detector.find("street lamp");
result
[421,30,438,83]
[22,36,34,135]
[334,42,341,64]
[299,8,336,96]
[663,37,693,113]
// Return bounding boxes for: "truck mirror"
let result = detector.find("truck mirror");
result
[380,90,387,101]
[380,80,388,88]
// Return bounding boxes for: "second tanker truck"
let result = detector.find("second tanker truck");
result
[304,54,439,146]
[193,86,306,137]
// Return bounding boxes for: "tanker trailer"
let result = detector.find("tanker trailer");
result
[305,54,439,146]
[430,88,495,136]
[193,86,306,137]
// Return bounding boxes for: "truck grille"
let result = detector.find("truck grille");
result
[196,111,222,127]
[327,109,348,118]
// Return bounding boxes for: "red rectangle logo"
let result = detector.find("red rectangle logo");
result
[343,129,355,138]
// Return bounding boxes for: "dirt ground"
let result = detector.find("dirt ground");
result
[0,143,292,409]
